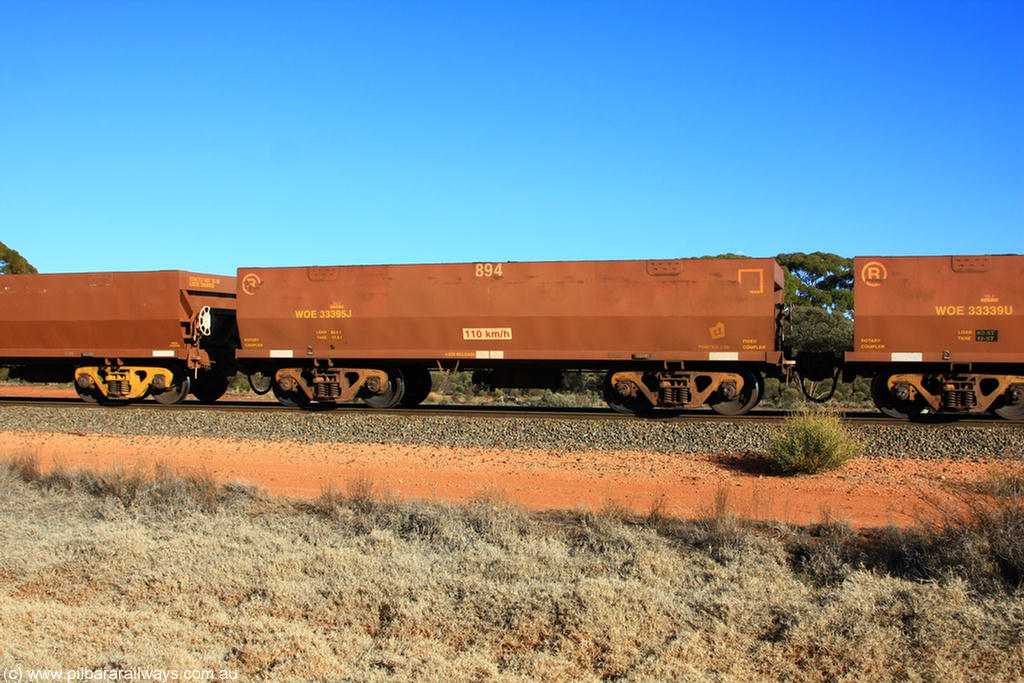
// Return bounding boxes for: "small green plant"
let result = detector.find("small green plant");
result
[765,408,861,474]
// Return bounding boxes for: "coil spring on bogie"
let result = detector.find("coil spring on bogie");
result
[314,381,341,400]
[107,380,128,396]
[660,386,691,406]
[942,386,977,410]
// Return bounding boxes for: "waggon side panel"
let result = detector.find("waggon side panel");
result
[846,255,1023,365]
[236,259,785,364]
[0,271,236,361]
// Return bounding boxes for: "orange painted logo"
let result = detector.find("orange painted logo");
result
[860,261,888,287]
[241,272,263,295]
[738,268,764,294]
[709,322,726,339]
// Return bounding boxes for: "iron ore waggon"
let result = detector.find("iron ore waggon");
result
[0,271,238,403]
[844,255,1024,419]
[2,254,1020,421]
[234,258,787,414]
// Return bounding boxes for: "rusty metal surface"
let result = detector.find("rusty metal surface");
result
[846,255,1024,365]
[0,271,236,363]
[235,258,785,366]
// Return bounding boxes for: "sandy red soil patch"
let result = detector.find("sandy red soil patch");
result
[0,384,80,399]
[0,383,272,402]
[0,428,999,528]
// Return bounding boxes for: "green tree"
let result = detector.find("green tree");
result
[776,252,854,356]
[776,252,853,314]
[788,306,854,354]
[0,242,37,274]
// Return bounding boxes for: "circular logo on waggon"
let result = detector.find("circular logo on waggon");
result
[860,261,887,287]
[241,272,263,295]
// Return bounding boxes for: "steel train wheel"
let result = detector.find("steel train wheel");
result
[272,382,311,408]
[708,370,763,416]
[993,401,1024,421]
[399,367,432,407]
[870,372,923,419]
[363,367,406,409]
[991,382,1024,420]
[74,382,101,403]
[602,373,653,415]
[152,374,192,405]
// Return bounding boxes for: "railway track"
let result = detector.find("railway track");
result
[0,394,1018,428]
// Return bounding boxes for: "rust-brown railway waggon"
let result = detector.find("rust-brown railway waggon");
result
[235,258,787,414]
[2,254,1020,421]
[844,255,1024,419]
[0,271,238,403]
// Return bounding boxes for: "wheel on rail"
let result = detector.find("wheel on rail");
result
[152,372,192,405]
[399,367,432,407]
[870,372,923,419]
[363,367,406,409]
[602,372,654,415]
[272,381,311,408]
[73,382,101,404]
[708,369,763,416]
[992,396,1024,421]
[191,371,229,404]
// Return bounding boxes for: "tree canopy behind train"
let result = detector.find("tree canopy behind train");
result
[0,241,37,275]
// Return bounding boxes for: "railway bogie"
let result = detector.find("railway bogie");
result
[866,368,1024,419]
[270,365,405,407]
[603,366,765,415]
[74,365,179,402]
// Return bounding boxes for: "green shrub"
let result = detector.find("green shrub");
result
[766,408,861,474]
[779,386,804,409]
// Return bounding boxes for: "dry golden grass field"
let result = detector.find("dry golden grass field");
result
[1,455,1022,682]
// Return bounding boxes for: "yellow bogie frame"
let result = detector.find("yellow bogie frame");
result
[74,366,177,401]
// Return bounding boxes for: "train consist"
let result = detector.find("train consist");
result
[0,255,1021,420]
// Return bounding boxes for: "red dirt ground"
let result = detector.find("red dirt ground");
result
[0,384,1008,528]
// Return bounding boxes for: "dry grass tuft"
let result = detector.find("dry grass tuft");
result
[40,455,75,492]
[0,455,229,513]
[312,482,348,520]
[346,472,379,514]
[7,451,42,483]
[148,462,222,513]
[599,498,633,523]
[909,466,1024,591]
[645,491,670,527]
[786,518,861,586]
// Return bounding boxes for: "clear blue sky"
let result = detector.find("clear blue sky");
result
[2,1,1021,275]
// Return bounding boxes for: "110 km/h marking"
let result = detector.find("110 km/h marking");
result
[463,328,512,341]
